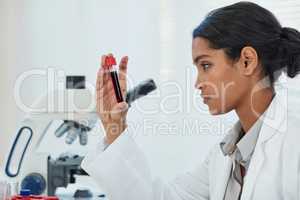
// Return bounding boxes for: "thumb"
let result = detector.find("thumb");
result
[111,102,128,121]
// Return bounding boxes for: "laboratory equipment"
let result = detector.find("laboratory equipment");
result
[4,75,157,195]
[0,180,11,200]
[47,154,87,196]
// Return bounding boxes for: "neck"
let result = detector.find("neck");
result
[235,81,275,134]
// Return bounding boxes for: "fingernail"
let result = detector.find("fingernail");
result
[121,102,128,109]
[121,58,126,63]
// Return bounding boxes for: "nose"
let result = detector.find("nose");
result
[194,80,204,90]
[194,71,205,91]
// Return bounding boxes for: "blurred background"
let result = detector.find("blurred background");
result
[1,0,300,182]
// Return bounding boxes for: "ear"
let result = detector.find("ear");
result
[238,46,258,76]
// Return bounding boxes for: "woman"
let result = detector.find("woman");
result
[82,2,300,200]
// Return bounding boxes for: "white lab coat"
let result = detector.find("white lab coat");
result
[81,94,300,200]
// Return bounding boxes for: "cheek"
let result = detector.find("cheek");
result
[205,76,241,114]
[220,79,246,112]
[223,83,240,110]
[206,85,234,114]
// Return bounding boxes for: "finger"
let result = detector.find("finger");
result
[112,102,128,113]
[97,55,110,91]
[97,80,114,99]
[118,56,128,81]
[101,55,106,68]
[97,74,110,92]
[97,88,116,105]
[96,68,104,91]
[97,87,118,113]
[103,54,113,79]
[97,90,115,107]
[111,102,129,121]
[119,102,129,116]
[99,55,109,88]
[118,56,128,98]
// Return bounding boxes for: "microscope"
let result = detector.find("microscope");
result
[4,75,156,196]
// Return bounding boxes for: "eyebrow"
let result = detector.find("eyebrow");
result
[193,54,211,64]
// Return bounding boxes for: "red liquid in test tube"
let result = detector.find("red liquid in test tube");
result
[104,55,124,103]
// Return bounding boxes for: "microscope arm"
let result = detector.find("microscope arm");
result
[5,112,97,179]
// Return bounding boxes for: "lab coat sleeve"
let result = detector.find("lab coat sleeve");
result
[81,129,210,200]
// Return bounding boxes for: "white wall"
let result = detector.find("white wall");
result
[0,0,27,169]
[1,0,300,181]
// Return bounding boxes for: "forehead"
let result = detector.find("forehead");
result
[192,37,213,58]
[192,37,230,63]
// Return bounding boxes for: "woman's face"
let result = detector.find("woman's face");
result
[192,37,249,115]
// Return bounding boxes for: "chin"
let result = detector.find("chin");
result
[209,105,232,115]
[208,104,229,115]
[209,108,222,115]
[206,101,219,115]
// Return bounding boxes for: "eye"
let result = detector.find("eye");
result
[201,63,212,71]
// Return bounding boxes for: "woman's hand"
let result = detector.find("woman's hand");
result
[96,54,129,145]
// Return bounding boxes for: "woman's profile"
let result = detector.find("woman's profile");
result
[82,2,300,200]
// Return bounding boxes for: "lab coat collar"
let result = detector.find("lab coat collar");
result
[219,122,243,156]
[241,93,287,200]
[254,93,287,144]
[213,154,232,200]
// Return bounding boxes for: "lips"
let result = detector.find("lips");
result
[201,94,212,98]
[201,94,212,104]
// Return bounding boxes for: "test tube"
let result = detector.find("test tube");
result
[109,66,123,102]
[104,55,124,103]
